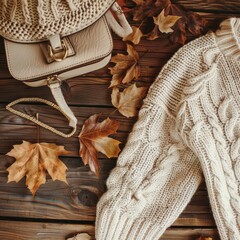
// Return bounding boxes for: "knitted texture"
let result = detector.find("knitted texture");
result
[0,0,115,42]
[96,17,240,240]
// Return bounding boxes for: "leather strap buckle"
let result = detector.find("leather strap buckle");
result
[48,40,68,62]
[47,75,62,87]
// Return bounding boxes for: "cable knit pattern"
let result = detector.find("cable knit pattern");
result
[96,17,240,240]
[0,0,115,42]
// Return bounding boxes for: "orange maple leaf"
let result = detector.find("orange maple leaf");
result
[109,44,140,87]
[79,114,121,176]
[111,84,148,118]
[6,141,70,195]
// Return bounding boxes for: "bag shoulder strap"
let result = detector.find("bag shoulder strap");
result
[106,2,132,38]
[6,77,77,138]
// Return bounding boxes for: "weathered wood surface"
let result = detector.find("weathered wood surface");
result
[177,0,240,13]
[0,0,239,239]
[0,221,220,240]
[0,153,215,225]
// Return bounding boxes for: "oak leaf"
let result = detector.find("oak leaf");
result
[123,26,143,45]
[109,44,140,87]
[153,9,181,33]
[6,141,69,195]
[111,84,148,118]
[79,114,121,176]
[67,233,91,240]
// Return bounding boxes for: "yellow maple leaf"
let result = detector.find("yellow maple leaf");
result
[6,141,70,195]
[153,9,181,33]
[111,84,148,118]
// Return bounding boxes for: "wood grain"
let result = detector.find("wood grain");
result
[0,154,216,227]
[0,220,220,240]
[177,0,240,13]
[0,221,95,240]
[0,3,236,239]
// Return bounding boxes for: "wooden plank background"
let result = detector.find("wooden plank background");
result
[0,1,239,239]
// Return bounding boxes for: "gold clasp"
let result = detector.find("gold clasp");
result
[48,40,68,62]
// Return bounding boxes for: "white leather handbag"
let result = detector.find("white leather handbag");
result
[0,0,132,137]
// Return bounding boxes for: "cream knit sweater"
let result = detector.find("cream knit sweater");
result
[96,18,240,240]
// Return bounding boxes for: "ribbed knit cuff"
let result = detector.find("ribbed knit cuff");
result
[96,208,164,240]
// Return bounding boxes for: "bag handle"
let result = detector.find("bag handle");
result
[5,3,131,138]
[6,76,77,138]
[106,2,132,38]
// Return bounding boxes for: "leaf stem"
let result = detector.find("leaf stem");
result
[108,108,118,117]
[138,19,145,29]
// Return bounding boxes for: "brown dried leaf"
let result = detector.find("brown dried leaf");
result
[147,25,160,40]
[6,141,69,195]
[130,0,159,21]
[117,0,126,6]
[109,44,140,87]
[67,233,91,240]
[132,0,145,5]
[186,11,207,36]
[79,114,121,176]
[129,0,170,22]
[153,9,181,33]
[165,3,207,44]
[169,18,187,45]
[123,26,143,45]
[135,0,207,44]
[111,84,148,118]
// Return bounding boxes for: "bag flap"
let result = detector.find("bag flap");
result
[0,0,115,42]
[4,17,113,81]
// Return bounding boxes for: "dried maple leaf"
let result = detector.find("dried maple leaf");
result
[132,0,207,44]
[186,11,207,36]
[128,0,171,22]
[6,141,69,195]
[109,44,140,87]
[130,0,159,22]
[153,9,181,33]
[111,84,148,118]
[79,114,121,176]
[169,18,187,45]
[67,233,91,240]
[165,2,207,44]
[123,26,143,45]
[132,0,145,5]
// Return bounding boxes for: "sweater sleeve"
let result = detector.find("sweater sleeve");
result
[96,40,207,240]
